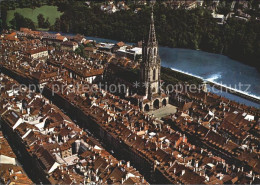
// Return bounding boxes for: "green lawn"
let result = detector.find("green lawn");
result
[7,5,63,27]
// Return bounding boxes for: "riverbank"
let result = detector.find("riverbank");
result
[170,68,260,108]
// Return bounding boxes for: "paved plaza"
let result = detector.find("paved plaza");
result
[148,104,177,118]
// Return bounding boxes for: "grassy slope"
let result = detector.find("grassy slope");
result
[6,5,63,27]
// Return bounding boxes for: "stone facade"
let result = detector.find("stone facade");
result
[139,8,169,111]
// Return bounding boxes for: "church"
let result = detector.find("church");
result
[103,8,169,112]
[137,8,169,111]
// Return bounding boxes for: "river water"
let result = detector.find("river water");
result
[84,36,260,108]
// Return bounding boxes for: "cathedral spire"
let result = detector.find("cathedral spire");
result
[138,4,168,111]
[148,6,157,47]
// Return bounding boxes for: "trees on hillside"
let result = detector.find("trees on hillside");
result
[37,14,51,28]
[37,14,45,27]
[10,12,35,30]
[3,0,259,70]
[49,2,259,70]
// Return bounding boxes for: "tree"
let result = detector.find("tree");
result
[0,19,3,32]
[75,45,86,58]
[37,13,45,28]
[10,12,35,30]
[43,18,50,28]
[50,1,260,70]
[52,18,61,31]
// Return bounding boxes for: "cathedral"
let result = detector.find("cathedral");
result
[137,8,169,112]
[103,8,169,112]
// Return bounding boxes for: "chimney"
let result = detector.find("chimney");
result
[195,160,199,168]
[127,161,130,168]
[27,107,30,115]
[141,177,145,183]
[226,164,228,173]
[9,169,14,175]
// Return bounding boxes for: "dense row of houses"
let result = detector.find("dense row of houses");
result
[98,0,259,23]
[101,0,203,12]
[166,85,260,174]
[100,1,130,13]
[0,74,147,184]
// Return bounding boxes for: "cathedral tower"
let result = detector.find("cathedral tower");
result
[140,7,161,100]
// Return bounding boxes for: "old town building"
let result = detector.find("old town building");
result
[138,8,169,111]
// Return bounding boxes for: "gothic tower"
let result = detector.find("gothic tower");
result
[140,7,161,100]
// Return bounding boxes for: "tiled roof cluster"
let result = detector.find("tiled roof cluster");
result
[44,76,260,184]
[1,29,260,184]
[1,40,62,83]
[0,74,147,184]
[48,51,107,78]
[0,131,33,184]
[163,85,260,182]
